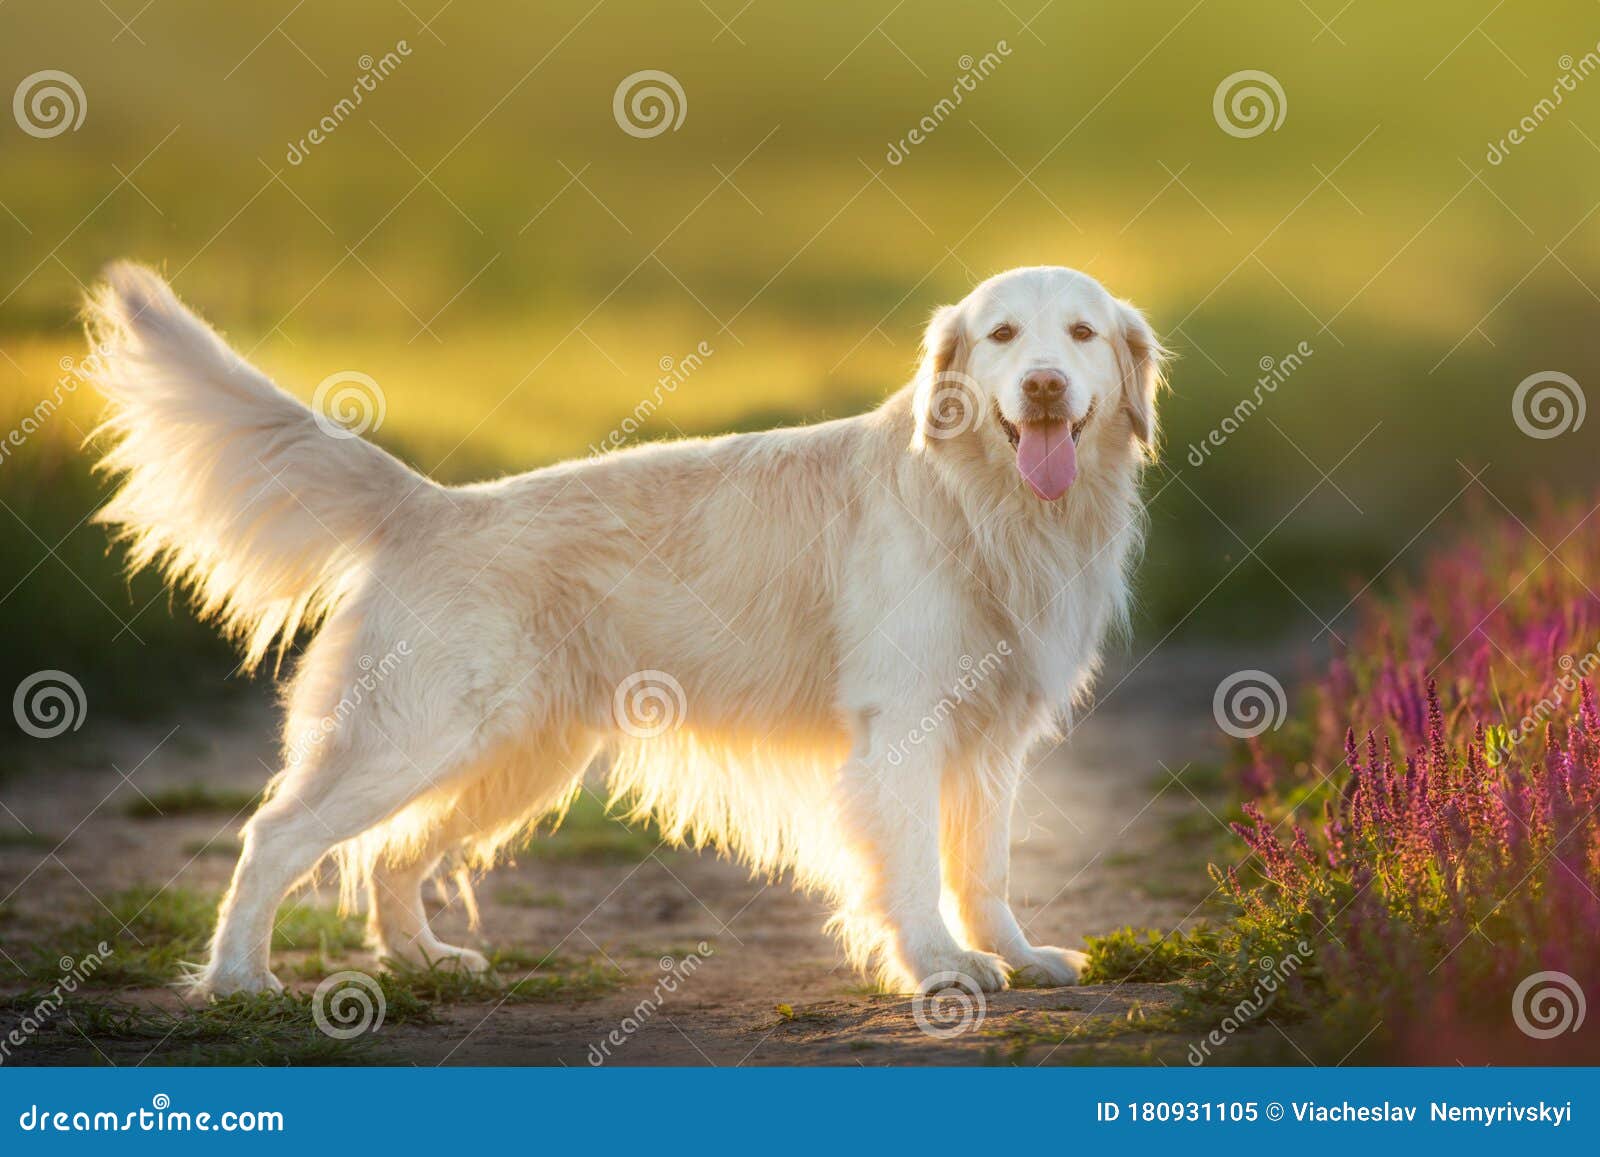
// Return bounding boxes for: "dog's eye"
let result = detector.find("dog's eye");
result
[1071,323,1095,342]
[989,324,1016,343]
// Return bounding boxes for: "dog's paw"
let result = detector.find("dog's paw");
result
[427,945,491,974]
[379,940,491,974]
[1007,945,1089,987]
[183,962,285,1001]
[911,948,1011,994]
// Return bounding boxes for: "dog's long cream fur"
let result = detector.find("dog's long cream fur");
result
[84,263,1165,996]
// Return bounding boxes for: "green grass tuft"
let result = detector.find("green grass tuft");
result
[122,785,262,819]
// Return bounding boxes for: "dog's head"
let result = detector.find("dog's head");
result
[911,266,1166,502]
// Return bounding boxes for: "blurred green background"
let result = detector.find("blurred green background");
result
[3,0,1598,730]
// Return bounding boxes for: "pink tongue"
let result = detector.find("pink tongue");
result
[1015,420,1077,501]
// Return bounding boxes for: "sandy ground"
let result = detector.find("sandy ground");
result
[0,648,1245,1066]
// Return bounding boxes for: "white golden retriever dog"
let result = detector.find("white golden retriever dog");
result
[83,263,1165,997]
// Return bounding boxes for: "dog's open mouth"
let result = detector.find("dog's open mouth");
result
[995,400,1096,449]
[997,401,1096,502]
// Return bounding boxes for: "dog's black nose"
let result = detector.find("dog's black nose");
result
[1022,368,1068,401]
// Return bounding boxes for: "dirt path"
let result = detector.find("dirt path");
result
[0,648,1245,1065]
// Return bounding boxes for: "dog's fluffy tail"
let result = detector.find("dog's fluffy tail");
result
[84,263,430,670]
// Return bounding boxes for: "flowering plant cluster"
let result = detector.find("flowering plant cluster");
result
[1221,495,1600,1061]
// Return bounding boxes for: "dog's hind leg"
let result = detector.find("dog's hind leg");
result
[196,748,446,997]
[367,731,599,973]
[366,806,490,974]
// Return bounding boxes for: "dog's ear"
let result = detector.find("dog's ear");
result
[911,304,975,448]
[1114,299,1168,452]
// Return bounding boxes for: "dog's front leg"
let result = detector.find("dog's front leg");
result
[838,710,1010,993]
[942,764,1087,986]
